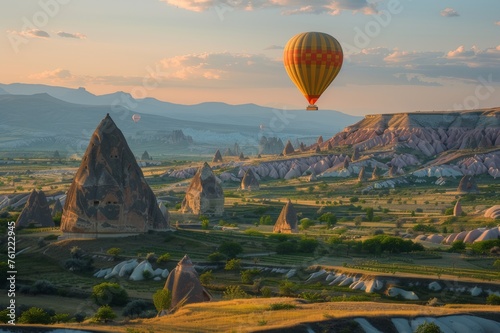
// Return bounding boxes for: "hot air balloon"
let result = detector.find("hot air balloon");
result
[132,114,141,123]
[259,124,265,130]
[283,32,343,111]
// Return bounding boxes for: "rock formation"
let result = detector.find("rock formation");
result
[299,142,306,152]
[259,137,284,155]
[60,114,168,237]
[352,147,360,161]
[327,142,333,150]
[457,175,479,193]
[454,200,463,217]
[141,151,150,160]
[358,166,366,182]
[164,255,211,312]
[317,136,324,145]
[223,148,234,156]
[484,205,500,219]
[315,145,321,153]
[52,198,63,217]
[16,189,54,228]
[388,165,396,178]
[328,109,500,157]
[273,199,298,234]
[371,166,380,180]
[283,140,295,156]
[239,152,245,161]
[212,149,223,163]
[181,162,224,216]
[240,168,259,190]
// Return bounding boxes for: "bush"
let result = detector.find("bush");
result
[275,241,297,254]
[244,229,264,237]
[297,238,319,253]
[91,282,129,306]
[259,215,273,225]
[279,280,298,297]
[223,285,249,300]
[299,218,315,230]
[318,212,337,228]
[51,313,71,323]
[207,252,226,262]
[261,287,272,298]
[157,253,171,264]
[73,312,86,323]
[269,303,296,310]
[26,280,57,295]
[122,300,154,318]
[107,247,122,259]
[225,258,241,271]
[153,289,172,315]
[444,208,454,215]
[18,307,51,324]
[219,241,243,258]
[486,294,500,305]
[241,269,260,284]
[64,258,94,272]
[415,321,443,333]
[93,305,116,323]
[450,240,466,252]
[199,270,214,285]
[471,240,500,254]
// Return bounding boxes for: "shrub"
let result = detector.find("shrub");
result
[261,287,272,298]
[28,280,57,295]
[225,258,241,271]
[279,280,298,297]
[415,322,443,333]
[51,313,71,323]
[106,247,122,259]
[244,229,264,237]
[18,307,51,324]
[93,305,116,323]
[444,208,454,215]
[122,300,153,318]
[219,241,243,258]
[157,253,171,264]
[450,240,466,252]
[275,241,297,254]
[269,303,296,310]
[73,312,86,323]
[223,285,249,300]
[64,258,94,272]
[199,270,214,285]
[486,294,500,305]
[70,246,84,259]
[297,238,319,253]
[146,252,157,263]
[241,269,260,284]
[142,270,153,279]
[259,215,273,225]
[299,218,315,230]
[207,251,226,262]
[318,212,337,228]
[91,282,129,306]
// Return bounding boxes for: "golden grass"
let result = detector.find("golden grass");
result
[54,299,500,333]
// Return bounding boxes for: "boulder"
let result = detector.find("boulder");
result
[16,189,54,228]
[181,162,224,216]
[60,114,168,237]
[273,199,298,234]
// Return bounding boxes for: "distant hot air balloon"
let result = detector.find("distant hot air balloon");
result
[132,114,141,123]
[259,124,265,130]
[283,32,343,111]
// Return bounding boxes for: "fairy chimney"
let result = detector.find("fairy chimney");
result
[273,199,298,234]
[241,168,259,191]
[180,162,224,216]
[16,189,54,228]
[60,114,168,237]
[212,149,223,163]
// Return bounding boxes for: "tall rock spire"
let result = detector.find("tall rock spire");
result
[60,114,168,237]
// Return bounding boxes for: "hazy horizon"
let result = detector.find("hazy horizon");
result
[1,0,500,116]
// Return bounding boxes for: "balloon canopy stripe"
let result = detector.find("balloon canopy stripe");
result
[283,31,343,109]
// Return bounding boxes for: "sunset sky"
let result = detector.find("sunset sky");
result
[1,0,500,115]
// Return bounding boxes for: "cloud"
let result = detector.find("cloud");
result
[441,7,459,17]
[57,31,87,39]
[161,0,377,15]
[264,45,284,50]
[8,29,50,38]
[29,68,73,80]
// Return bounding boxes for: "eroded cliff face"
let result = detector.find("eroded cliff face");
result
[180,162,224,216]
[327,109,500,156]
[61,114,168,237]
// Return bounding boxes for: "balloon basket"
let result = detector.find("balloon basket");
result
[306,105,318,111]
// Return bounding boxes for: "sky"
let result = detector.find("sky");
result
[1,0,500,116]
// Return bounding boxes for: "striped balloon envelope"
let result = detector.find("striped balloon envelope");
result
[283,32,343,110]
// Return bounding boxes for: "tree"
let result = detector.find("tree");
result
[153,289,172,316]
[18,307,51,324]
[91,282,129,306]
[259,215,272,225]
[415,322,442,333]
[450,240,466,252]
[279,280,298,297]
[207,251,226,262]
[157,253,171,264]
[318,212,337,228]
[93,305,116,323]
[199,270,214,285]
[486,294,500,305]
[241,269,260,284]
[275,241,297,254]
[223,285,249,300]
[225,258,241,271]
[297,238,319,253]
[299,218,315,230]
[365,207,374,222]
[219,241,243,258]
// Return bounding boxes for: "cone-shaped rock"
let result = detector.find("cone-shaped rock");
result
[358,166,366,182]
[283,140,295,156]
[212,149,223,163]
[164,255,211,312]
[52,198,63,217]
[454,200,463,217]
[141,150,150,160]
[388,165,396,177]
[315,145,321,153]
[241,169,259,190]
[317,136,324,144]
[457,175,478,193]
[223,148,234,156]
[181,162,224,216]
[16,189,54,228]
[343,158,350,169]
[352,147,360,161]
[273,199,298,234]
[327,142,333,150]
[239,152,245,161]
[60,114,168,237]
[371,166,380,180]
[299,142,306,152]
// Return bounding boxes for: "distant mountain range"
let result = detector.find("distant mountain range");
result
[0,83,361,157]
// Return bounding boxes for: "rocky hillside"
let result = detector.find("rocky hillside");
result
[327,108,500,156]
